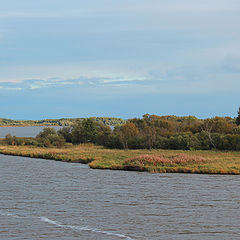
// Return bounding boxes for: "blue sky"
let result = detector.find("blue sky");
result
[0,0,240,119]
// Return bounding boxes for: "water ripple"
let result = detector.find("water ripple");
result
[40,216,134,240]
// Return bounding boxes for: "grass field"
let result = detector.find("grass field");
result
[0,144,240,174]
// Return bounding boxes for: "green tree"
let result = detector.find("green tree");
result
[96,124,112,146]
[5,134,14,145]
[119,122,139,149]
[36,127,65,147]
[72,118,98,144]
[57,126,72,142]
[36,127,57,138]
[236,106,240,126]
[48,134,65,147]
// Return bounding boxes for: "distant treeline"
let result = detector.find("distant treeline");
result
[0,117,125,127]
[4,113,240,151]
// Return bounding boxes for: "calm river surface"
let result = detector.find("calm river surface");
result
[0,155,240,240]
[0,126,61,138]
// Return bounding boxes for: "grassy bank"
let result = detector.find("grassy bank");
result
[0,144,240,174]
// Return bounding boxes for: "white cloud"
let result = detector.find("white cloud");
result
[0,55,239,95]
[0,62,149,83]
[0,86,22,91]
[1,0,239,96]
[102,77,147,83]
[1,68,239,96]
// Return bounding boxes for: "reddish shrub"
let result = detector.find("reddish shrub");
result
[124,154,206,168]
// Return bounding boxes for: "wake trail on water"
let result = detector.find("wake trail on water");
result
[40,216,134,240]
[0,211,135,240]
[0,210,22,218]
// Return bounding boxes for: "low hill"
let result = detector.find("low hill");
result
[0,117,126,127]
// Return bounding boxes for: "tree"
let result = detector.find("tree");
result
[57,126,72,142]
[201,119,216,149]
[36,127,65,147]
[96,124,112,146]
[72,118,98,144]
[236,106,240,126]
[5,134,14,145]
[48,134,65,147]
[36,127,57,138]
[144,125,157,149]
[119,122,139,149]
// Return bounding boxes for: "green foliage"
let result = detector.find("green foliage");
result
[0,117,126,127]
[99,114,239,151]
[5,134,14,145]
[36,127,57,138]
[103,134,122,149]
[72,119,98,144]
[96,124,112,146]
[13,136,25,146]
[232,126,240,134]
[118,122,139,149]
[57,127,72,142]
[236,107,240,126]
[24,139,39,146]
[36,127,65,147]
[48,134,65,147]
[4,134,39,146]
[2,113,240,151]
[220,134,240,151]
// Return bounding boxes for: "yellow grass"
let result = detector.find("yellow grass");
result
[0,144,240,174]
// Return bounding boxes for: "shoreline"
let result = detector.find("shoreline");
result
[0,144,239,175]
[0,125,60,127]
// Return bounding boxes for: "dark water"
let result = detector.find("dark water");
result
[0,155,240,240]
[0,126,62,138]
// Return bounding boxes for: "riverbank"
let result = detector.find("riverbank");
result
[0,144,239,174]
[0,125,59,127]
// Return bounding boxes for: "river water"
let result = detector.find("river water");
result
[0,154,240,240]
[0,126,62,138]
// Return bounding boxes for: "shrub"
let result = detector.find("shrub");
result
[36,127,57,138]
[24,139,39,146]
[36,128,65,147]
[13,137,25,146]
[5,134,14,145]
[57,127,72,142]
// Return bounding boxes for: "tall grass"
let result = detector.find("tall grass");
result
[0,144,239,174]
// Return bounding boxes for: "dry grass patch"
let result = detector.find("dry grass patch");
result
[124,154,207,172]
[0,144,240,174]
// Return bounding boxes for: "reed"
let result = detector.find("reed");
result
[0,144,239,174]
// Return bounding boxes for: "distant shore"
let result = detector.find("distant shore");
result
[0,144,239,175]
[0,125,59,127]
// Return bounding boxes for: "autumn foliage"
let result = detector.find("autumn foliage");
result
[124,154,207,171]
[4,113,240,151]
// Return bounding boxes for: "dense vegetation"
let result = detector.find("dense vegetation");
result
[0,117,125,127]
[3,112,240,151]
[0,144,239,174]
[1,111,240,174]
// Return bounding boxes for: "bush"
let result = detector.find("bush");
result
[13,137,25,146]
[48,134,65,147]
[5,134,14,145]
[36,128,65,147]
[57,127,72,142]
[25,139,39,146]
[36,127,57,138]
